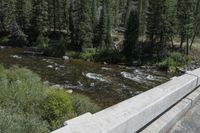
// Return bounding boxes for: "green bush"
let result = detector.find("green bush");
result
[168,52,190,66]
[157,52,191,73]
[65,51,80,59]
[0,67,47,114]
[40,89,75,130]
[0,107,49,133]
[80,48,97,60]
[0,36,10,45]
[72,94,100,116]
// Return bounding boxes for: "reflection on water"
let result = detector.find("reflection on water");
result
[0,46,171,108]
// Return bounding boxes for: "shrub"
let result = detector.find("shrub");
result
[157,52,191,73]
[36,34,49,49]
[72,94,100,116]
[40,89,75,130]
[157,57,176,72]
[65,51,80,59]
[95,50,124,64]
[0,36,10,45]
[0,107,49,133]
[80,48,97,60]
[0,67,47,114]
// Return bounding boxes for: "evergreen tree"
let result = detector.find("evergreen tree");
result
[72,0,93,50]
[177,0,194,55]
[15,0,31,30]
[146,0,172,57]
[190,0,200,48]
[31,0,48,46]
[138,0,148,41]
[97,0,112,50]
[0,0,16,32]
[123,9,139,58]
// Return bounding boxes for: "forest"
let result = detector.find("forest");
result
[0,0,200,65]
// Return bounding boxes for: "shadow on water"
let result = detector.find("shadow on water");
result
[0,46,171,108]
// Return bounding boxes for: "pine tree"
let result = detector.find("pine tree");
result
[123,9,139,58]
[97,0,112,50]
[190,0,200,48]
[138,0,148,41]
[72,0,93,50]
[0,0,16,32]
[146,0,172,54]
[31,0,48,46]
[177,0,194,55]
[15,0,31,30]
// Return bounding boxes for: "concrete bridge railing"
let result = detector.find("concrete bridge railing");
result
[52,68,200,133]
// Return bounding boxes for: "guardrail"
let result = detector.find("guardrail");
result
[52,68,200,133]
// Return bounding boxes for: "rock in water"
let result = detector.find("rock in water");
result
[85,73,109,82]
[10,55,22,59]
[146,75,154,80]
[63,56,69,60]
[121,72,142,83]
[47,65,53,68]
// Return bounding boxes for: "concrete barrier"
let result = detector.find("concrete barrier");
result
[52,68,200,133]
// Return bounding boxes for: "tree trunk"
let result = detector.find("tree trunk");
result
[180,35,184,48]
[186,34,189,55]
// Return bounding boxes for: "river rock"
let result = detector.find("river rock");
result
[121,72,142,83]
[90,83,95,87]
[66,90,73,94]
[146,75,155,80]
[85,73,109,82]
[63,56,69,60]
[47,65,53,68]
[101,67,112,71]
[51,84,61,88]
[0,46,5,49]
[10,55,22,59]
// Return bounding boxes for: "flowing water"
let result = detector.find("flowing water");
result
[0,46,171,108]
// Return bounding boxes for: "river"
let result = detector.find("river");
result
[0,46,171,108]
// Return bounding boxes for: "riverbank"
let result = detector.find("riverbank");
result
[0,46,170,108]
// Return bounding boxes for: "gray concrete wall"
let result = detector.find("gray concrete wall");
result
[52,68,200,133]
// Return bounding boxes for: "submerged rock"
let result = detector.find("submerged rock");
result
[121,72,142,83]
[0,46,5,49]
[85,73,109,82]
[51,84,61,88]
[47,65,53,68]
[10,55,22,59]
[146,75,155,80]
[101,67,112,71]
[66,90,73,94]
[63,56,69,60]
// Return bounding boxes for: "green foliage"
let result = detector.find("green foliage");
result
[0,36,10,45]
[44,38,66,57]
[72,94,100,116]
[80,48,97,60]
[0,66,50,132]
[157,52,191,73]
[0,67,47,114]
[40,89,75,130]
[36,34,49,48]
[123,9,139,58]
[65,51,80,59]
[0,108,49,133]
